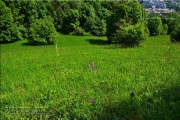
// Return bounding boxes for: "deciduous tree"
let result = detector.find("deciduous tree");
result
[0,0,22,43]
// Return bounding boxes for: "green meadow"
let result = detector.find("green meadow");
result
[1,35,180,119]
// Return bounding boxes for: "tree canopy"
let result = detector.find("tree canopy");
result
[1,0,180,45]
[0,0,22,43]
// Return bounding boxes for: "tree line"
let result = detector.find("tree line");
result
[1,0,179,46]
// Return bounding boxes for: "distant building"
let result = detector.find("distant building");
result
[154,2,166,8]
[139,0,177,14]
[142,3,155,8]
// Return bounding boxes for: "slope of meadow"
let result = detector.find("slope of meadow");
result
[1,35,180,119]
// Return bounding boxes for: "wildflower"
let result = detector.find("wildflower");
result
[88,98,94,103]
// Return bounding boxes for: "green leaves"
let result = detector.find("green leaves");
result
[1,0,114,41]
[62,9,80,34]
[147,14,164,36]
[114,23,145,47]
[0,0,22,43]
[28,17,58,45]
[170,24,180,42]
[106,1,146,47]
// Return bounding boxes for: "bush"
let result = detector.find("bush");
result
[161,24,168,35]
[106,1,144,44]
[28,17,58,45]
[166,13,180,34]
[170,25,180,43]
[144,26,150,40]
[147,14,163,36]
[113,23,145,47]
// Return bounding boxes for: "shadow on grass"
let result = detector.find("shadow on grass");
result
[98,86,180,120]
[22,42,54,46]
[22,42,32,46]
[85,39,145,49]
[1,85,179,119]
[0,41,17,44]
[85,39,109,45]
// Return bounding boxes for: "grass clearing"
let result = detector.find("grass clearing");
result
[1,35,180,119]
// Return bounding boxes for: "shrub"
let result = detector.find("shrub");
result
[106,1,144,44]
[161,24,168,35]
[166,13,180,34]
[144,26,150,40]
[113,23,145,47]
[170,25,180,43]
[147,14,163,36]
[28,17,58,45]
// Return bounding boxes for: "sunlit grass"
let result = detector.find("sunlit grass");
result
[1,35,180,119]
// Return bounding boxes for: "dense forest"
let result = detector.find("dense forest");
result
[1,0,180,45]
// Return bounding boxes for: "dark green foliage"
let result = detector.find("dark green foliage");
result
[107,1,143,42]
[79,2,91,28]
[87,1,111,20]
[170,25,180,42]
[84,16,106,36]
[51,1,70,32]
[61,9,79,34]
[101,1,116,11]
[113,23,145,47]
[106,1,145,46]
[28,17,58,45]
[3,0,53,40]
[0,0,22,43]
[160,13,180,35]
[106,13,120,43]
[36,1,52,19]
[79,1,109,36]
[70,27,91,36]
[167,13,180,35]
[1,0,114,41]
[144,26,150,39]
[3,0,180,44]
[147,14,163,36]
[3,0,24,26]
[127,1,143,24]
[19,1,38,28]
[67,1,81,10]
[161,24,168,35]
[90,19,106,36]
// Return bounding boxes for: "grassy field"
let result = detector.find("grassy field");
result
[1,35,180,119]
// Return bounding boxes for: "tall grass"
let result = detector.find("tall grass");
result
[1,35,180,119]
